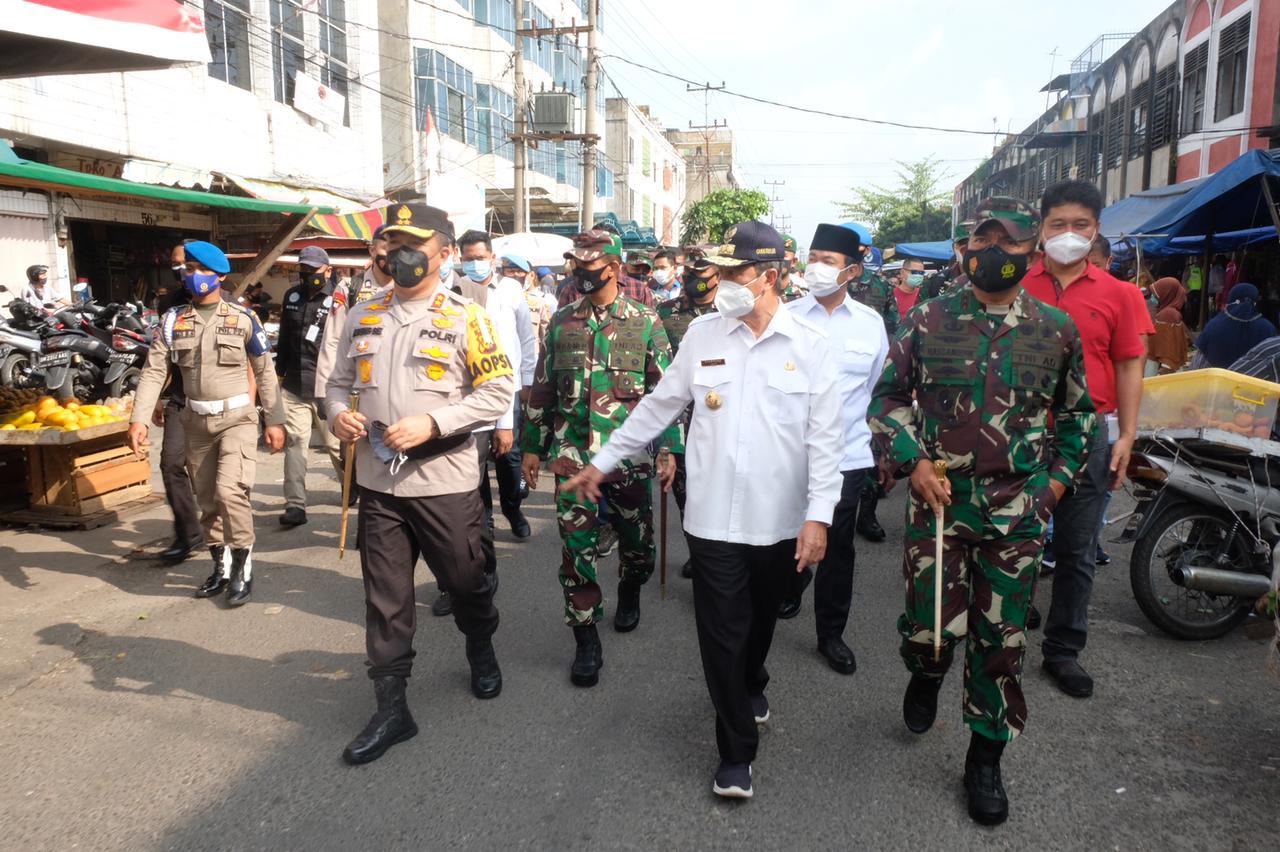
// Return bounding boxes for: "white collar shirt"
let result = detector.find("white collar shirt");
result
[590,306,844,545]
[785,293,889,471]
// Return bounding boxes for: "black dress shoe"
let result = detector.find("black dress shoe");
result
[1042,659,1094,698]
[159,535,203,564]
[571,624,603,687]
[195,546,228,598]
[279,507,307,527]
[817,635,857,674]
[1026,604,1042,631]
[225,548,253,607]
[506,510,531,539]
[778,569,813,619]
[342,675,418,765]
[902,673,943,734]
[465,635,502,699]
[614,580,640,633]
[679,559,693,579]
[431,591,452,617]
[964,733,1009,826]
[856,514,887,542]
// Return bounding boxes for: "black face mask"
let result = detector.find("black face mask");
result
[965,245,1029,293]
[576,265,611,294]
[374,255,390,275]
[684,273,717,297]
[301,266,326,289]
[387,246,431,287]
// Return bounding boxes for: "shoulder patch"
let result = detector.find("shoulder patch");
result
[464,303,514,387]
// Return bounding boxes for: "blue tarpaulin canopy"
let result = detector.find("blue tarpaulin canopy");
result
[894,240,955,262]
[1099,177,1208,239]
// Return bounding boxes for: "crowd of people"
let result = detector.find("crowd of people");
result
[114,175,1280,828]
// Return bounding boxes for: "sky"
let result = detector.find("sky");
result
[596,0,1176,251]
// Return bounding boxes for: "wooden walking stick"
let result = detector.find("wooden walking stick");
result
[338,391,361,560]
[658,448,670,600]
[933,459,949,662]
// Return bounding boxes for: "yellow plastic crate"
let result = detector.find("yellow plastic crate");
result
[1138,368,1280,438]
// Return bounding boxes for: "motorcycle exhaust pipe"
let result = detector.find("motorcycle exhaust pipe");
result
[1171,566,1272,598]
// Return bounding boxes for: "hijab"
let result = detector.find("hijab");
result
[1152,277,1186,324]
[1196,283,1278,368]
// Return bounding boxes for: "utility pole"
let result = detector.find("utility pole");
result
[764,179,785,227]
[580,0,598,230]
[687,81,725,198]
[513,0,527,232]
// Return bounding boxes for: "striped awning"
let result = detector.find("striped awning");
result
[310,206,388,240]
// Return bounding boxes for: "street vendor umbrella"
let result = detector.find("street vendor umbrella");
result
[0,0,211,79]
[492,233,575,269]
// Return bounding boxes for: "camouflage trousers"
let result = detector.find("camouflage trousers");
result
[898,485,1049,742]
[555,472,656,626]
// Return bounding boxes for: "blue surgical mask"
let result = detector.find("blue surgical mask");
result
[438,256,455,282]
[461,259,491,282]
[183,271,221,296]
[367,420,408,475]
[906,273,925,288]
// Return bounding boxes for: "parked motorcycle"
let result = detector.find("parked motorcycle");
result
[1121,431,1278,640]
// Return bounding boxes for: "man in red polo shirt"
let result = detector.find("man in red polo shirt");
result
[1021,180,1144,700]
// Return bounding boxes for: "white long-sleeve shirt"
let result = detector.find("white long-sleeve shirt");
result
[590,307,844,546]
[460,274,534,431]
[785,293,889,472]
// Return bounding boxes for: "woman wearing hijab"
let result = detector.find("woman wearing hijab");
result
[1146,278,1190,375]
[1195,283,1278,368]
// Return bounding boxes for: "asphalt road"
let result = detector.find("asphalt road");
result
[1,447,1277,851]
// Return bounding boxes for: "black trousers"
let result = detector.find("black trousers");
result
[161,399,201,542]
[689,534,797,764]
[357,487,499,678]
[476,425,524,518]
[813,468,868,640]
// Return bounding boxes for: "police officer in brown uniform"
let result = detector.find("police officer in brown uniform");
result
[130,241,286,608]
[325,204,516,765]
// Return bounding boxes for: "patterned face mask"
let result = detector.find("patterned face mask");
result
[367,420,408,475]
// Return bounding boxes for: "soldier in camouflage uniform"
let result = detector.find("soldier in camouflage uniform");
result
[868,196,1096,827]
[922,220,975,302]
[521,230,680,689]
[656,253,720,579]
[779,234,806,302]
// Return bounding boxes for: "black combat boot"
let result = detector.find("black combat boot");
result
[903,674,943,734]
[465,635,502,699]
[964,732,1009,826]
[225,548,253,607]
[856,487,886,542]
[342,676,419,765]
[570,624,603,687]
[194,546,228,598]
[614,580,641,633]
[159,533,203,564]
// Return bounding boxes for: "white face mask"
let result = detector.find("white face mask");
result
[653,268,673,285]
[1044,231,1095,265]
[803,261,850,297]
[715,272,764,318]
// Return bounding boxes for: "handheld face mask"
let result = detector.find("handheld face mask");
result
[367,420,408,475]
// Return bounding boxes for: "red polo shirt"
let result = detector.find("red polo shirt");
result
[1022,260,1145,414]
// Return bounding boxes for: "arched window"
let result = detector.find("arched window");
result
[1107,65,1128,168]
[1152,25,1181,146]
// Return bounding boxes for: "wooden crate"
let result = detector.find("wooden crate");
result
[11,424,153,519]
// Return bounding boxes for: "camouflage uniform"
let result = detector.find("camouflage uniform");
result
[523,294,680,625]
[868,285,1095,741]
[849,268,898,337]
[656,292,717,516]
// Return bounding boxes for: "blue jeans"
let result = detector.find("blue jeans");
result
[1042,426,1110,663]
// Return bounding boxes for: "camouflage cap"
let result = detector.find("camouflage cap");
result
[625,249,654,268]
[782,234,797,252]
[972,197,1039,242]
[565,229,623,262]
[953,220,975,243]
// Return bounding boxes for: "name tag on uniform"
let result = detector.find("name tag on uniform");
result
[305,325,319,343]
[700,358,726,367]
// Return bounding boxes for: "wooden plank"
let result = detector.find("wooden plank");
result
[73,445,134,470]
[73,459,151,500]
[0,420,129,446]
[69,482,152,516]
[0,492,163,530]
[233,210,316,295]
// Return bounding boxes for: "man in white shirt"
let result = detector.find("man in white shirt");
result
[565,221,843,801]
[777,223,889,675]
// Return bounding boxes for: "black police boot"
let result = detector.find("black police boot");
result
[465,635,502,699]
[225,548,253,607]
[817,635,857,674]
[614,580,641,633]
[195,546,229,598]
[279,506,307,527]
[1026,604,1042,631]
[342,675,418,765]
[505,509,531,539]
[856,488,887,542]
[159,534,203,564]
[570,624,603,687]
[431,591,452,617]
[778,568,814,619]
[903,674,943,734]
[964,732,1009,826]
[679,559,693,579]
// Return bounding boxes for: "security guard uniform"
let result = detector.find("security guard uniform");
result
[132,241,285,607]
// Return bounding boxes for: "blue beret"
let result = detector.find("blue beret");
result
[185,240,231,274]
[501,252,531,273]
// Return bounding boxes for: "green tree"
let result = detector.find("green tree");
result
[836,157,953,245]
[680,188,770,245]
